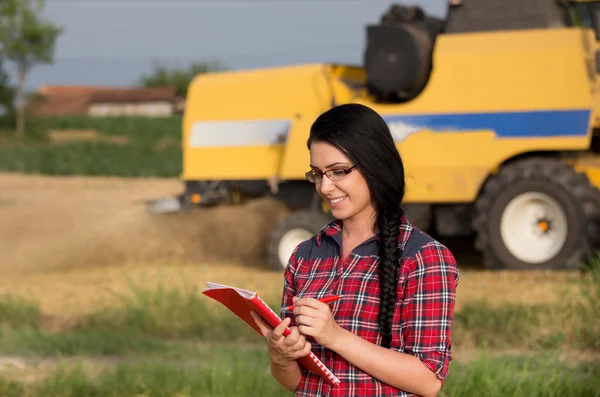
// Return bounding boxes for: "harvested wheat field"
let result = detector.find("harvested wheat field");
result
[0,172,582,317]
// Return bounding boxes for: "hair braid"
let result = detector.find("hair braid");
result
[377,211,402,348]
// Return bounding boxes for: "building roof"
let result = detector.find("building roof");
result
[26,85,177,115]
[37,84,123,96]
[89,87,177,103]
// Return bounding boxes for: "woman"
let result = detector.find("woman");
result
[251,103,459,397]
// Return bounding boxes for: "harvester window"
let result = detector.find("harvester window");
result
[566,2,600,32]
[445,0,568,33]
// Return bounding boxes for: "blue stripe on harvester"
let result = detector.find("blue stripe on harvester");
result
[382,109,591,138]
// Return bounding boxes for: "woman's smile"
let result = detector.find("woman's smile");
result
[328,195,347,206]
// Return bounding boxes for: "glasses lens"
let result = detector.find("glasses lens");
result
[328,169,346,181]
[306,171,318,183]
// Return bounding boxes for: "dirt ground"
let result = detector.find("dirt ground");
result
[0,172,582,317]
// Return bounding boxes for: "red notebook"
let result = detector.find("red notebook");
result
[202,281,340,386]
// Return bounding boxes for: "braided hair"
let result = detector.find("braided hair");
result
[307,103,406,348]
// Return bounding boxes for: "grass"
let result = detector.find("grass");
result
[0,346,287,397]
[440,353,600,397]
[0,259,598,356]
[7,115,183,145]
[0,328,176,357]
[0,349,598,397]
[0,116,183,177]
[0,256,597,396]
[452,260,600,351]
[0,294,40,329]
[0,142,182,177]
[0,277,281,356]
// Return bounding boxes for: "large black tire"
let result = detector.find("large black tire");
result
[472,158,600,270]
[267,210,333,271]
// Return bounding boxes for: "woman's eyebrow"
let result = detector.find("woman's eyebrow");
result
[309,162,349,169]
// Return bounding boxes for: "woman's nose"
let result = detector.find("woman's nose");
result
[318,176,335,194]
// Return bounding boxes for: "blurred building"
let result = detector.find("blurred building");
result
[26,85,181,117]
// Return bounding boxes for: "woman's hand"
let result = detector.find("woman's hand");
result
[250,311,312,368]
[292,296,343,349]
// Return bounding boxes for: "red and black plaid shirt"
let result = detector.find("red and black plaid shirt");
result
[280,214,459,397]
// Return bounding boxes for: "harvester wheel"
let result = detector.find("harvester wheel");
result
[472,157,600,270]
[267,210,333,271]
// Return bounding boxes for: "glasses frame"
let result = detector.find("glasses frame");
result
[305,165,357,183]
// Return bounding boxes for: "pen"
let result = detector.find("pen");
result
[286,295,341,311]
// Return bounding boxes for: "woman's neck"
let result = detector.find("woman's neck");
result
[341,208,377,241]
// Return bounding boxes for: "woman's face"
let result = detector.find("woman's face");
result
[309,141,374,222]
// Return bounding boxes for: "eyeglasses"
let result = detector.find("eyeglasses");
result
[305,165,357,183]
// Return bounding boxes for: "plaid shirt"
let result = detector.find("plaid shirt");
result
[280,215,459,397]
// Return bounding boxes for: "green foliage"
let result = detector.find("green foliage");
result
[0,259,598,357]
[137,60,228,97]
[0,58,15,123]
[78,277,259,342]
[0,0,64,136]
[569,252,600,349]
[0,347,289,397]
[0,352,597,397]
[440,354,600,397]
[452,258,600,350]
[0,256,597,396]
[0,294,41,328]
[0,259,598,395]
[0,116,183,177]
[1,328,174,356]
[0,141,182,177]
[0,0,64,71]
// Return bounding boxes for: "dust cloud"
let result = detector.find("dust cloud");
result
[0,174,290,274]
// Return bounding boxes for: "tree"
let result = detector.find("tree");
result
[137,60,228,97]
[0,54,15,124]
[0,0,63,137]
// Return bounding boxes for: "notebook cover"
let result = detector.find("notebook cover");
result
[202,282,340,386]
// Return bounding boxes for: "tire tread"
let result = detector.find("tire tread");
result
[473,157,600,269]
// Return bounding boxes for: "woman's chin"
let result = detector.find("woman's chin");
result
[330,205,353,221]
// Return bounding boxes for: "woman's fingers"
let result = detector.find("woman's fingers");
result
[295,314,316,329]
[290,330,307,350]
[300,341,312,356]
[250,311,272,338]
[253,316,311,361]
[290,341,312,358]
[282,326,301,346]
[272,317,291,338]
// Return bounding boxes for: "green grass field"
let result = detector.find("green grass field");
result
[0,259,598,396]
[0,116,183,177]
[0,349,598,397]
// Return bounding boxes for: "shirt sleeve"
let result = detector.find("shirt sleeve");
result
[398,241,459,384]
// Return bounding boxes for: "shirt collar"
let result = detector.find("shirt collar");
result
[315,214,413,251]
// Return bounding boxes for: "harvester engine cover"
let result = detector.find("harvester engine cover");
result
[364,5,443,102]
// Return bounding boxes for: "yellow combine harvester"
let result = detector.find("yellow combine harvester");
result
[149,0,600,271]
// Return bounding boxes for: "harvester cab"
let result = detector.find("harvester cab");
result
[149,0,600,272]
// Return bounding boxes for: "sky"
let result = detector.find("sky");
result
[6,0,448,92]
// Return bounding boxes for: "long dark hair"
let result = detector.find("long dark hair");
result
[306,103,406,348]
